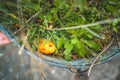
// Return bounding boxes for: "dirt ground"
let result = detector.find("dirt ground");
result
[0,42,120,80]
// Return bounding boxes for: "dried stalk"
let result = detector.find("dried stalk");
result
[88,38,114,77]
[18,33,28,55]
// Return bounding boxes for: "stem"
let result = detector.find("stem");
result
[85,27,105,39]
[87,38,114,77]
[48,18,120,30]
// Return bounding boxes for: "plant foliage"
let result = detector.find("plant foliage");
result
[0,0,120,60]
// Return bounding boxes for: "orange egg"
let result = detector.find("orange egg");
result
[38,39,56,54]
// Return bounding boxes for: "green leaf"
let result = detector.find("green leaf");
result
[83,40,100,50]
[31,27,37,38]
[51,8,58,14]
[56,36,65,49]
[86,33,94,39]
[106,5,116,13]
[64,54,72,61]
[74,41,86,57]
[64,40,73,54]
[72,0,87,13]
[63,10,73,19]
[112,19,118,27]
[112,19,118,33]
[109,1,118,5]
[36,34,40,44]
[44,15,49,27]
[47,14,52,21]
[71,37,78,44]
[78,29,87,36]
[54,0,65,9]
[24,3,39,11]
[63,40,73,61]
[113,27,118,33]
[54,0,61,8]
[67,29,83,36]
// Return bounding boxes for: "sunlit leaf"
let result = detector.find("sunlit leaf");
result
[63,40,73,60]
[71,37,78,44]
[83,40,100,50]
[112,19,118,27]
[74,41,86,57]
[56,36,65,49]
[64,40,73,54]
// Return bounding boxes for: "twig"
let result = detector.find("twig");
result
[87,38,114,77]
[18,33,28,55]
[48,18,120,30]
[40,18,120,39]
[26,10,41,23]
[13,25,23,36]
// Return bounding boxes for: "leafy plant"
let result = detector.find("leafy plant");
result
[0,0,120,61]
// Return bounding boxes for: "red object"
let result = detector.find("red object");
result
[0,32,11,46]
